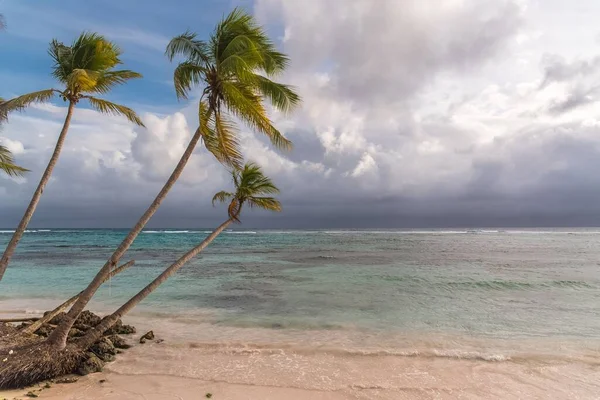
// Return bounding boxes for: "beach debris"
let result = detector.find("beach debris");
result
[139,331,154,344]
[77,353,104,376]
[206,393,213,398]
[25,391,38,398]
[99,379,106,383]
[155,339,164,344]
[55,378,78,384]
[43,382,51,388]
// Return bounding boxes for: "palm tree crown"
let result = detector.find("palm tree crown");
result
[166,8,301,168]
[213,162,281,221]
[0,32,144,125]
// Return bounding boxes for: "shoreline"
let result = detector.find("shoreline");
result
[2,343,599,399]
[1,302,599,399]
[1,372,353,400]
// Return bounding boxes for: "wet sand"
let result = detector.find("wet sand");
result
[1,303,599,399]
[3,339,599,400]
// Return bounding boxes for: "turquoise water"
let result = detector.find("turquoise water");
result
[1,228,600,340]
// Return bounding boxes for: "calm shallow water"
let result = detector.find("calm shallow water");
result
[2,228,600,398]
[1,228,599,338]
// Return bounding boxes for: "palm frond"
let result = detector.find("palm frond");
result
[246,197,282,212]
[221,81,292,150]
[255,76,301,114]
[91,70,143,94]
[165,32,210,63]
[71,32,122,71]
[212,191,233,205]
[219,54,261,84]
[0,145,28,177]
[213,8,286,75]
[239,162,280,195]
[0,89,58,117]
[214,161,281,221]
[199,101,242,169]
[202,110,243,169]
[173,61,206,100]
[85,96,144,126]
[48,39,73,82]
[0,97,6,123]
[66,69,101,92]
[50,33,123,85]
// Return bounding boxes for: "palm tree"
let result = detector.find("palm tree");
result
[0,33,144,281]
[46,8,300,349]
[76,163,281,348]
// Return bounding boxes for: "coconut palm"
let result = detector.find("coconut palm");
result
[76,163,281,348]
[0,32,144,281]
[47,8,300,349]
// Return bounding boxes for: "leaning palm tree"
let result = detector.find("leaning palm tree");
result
[46,8,300,349]
[76,163,281,348]
[0,32,144,281]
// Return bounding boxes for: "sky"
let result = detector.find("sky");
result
[1,0,600,228]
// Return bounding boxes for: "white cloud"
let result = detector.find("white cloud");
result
[350,153,377,178]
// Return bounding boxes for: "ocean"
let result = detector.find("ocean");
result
[1,228,599,398]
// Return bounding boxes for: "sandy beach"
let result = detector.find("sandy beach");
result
[1,373,352,400]
[2,312,599,399]
[2,343,599,400]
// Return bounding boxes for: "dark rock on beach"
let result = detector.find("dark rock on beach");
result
[73,323,91,332]
[48,312,68,326]
[139,331,154,344]
[107,335,130,349]
[68,328,84,338]
[1,310,142,387]
[104,318,136,335]
[76,311,102,327]
[34,325,53,338]
[77,353,104,376]
[90,337,116,362]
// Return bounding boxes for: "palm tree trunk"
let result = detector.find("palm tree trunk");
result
[47,128,203,350]
[21,260,134,336]
[76,219,232,349]
[0,101,76,282]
